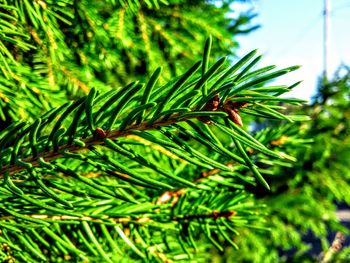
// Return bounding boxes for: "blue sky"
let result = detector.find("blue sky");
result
[232,0,350,101]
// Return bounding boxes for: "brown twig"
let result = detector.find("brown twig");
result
[172,210,236,221]
[156,163,234,206]
[60,66,89,94]
[0,114,193,178]
[318,232,346,263]
[0,210,236,225]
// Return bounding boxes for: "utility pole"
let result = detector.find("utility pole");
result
[323,0,331,80]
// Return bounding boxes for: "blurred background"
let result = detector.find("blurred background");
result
[217,1,350,261]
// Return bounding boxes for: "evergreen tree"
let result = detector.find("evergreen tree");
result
[0,1,312,262]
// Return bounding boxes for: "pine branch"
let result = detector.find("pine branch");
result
[0,51,302,187]
[1,112,202,177]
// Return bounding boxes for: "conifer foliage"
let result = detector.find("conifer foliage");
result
[0,1,308,262]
